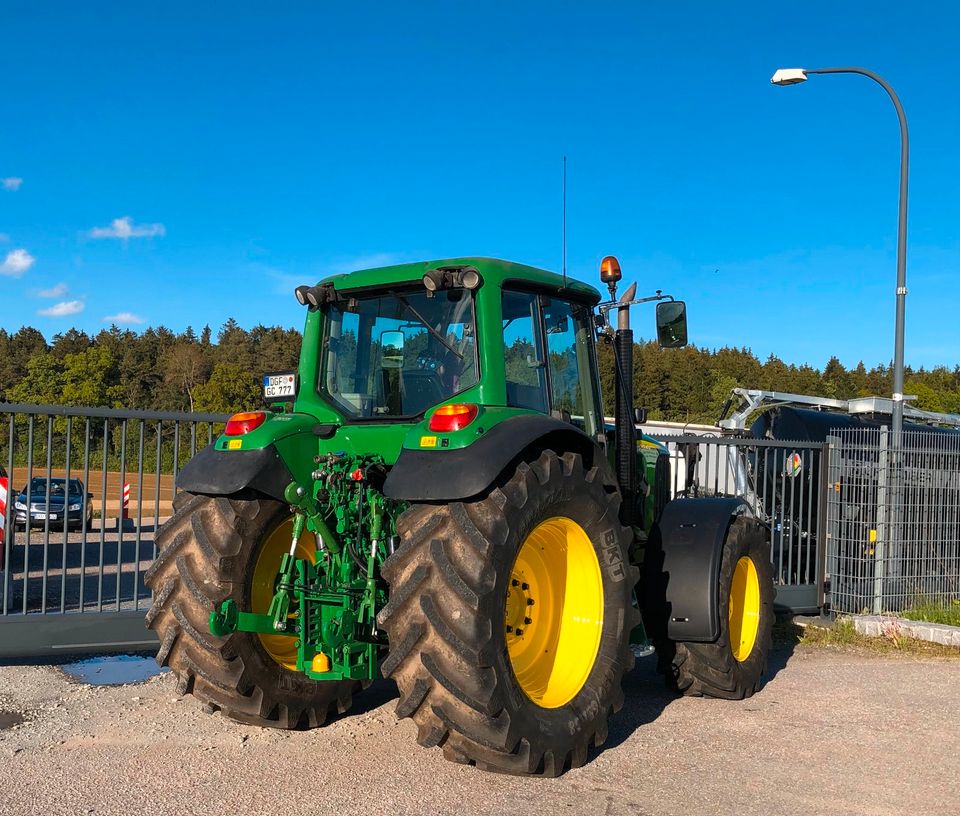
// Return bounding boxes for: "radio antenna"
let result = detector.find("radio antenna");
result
[562,155,567,288]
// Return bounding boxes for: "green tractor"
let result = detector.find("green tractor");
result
[145,256,773,775]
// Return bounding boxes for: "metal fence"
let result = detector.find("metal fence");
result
[0,402,228,657]
[0,401,838,658]
[652,434,827,613]
[826,427,960,615]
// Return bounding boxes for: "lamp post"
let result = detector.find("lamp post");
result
[770,67,910,444]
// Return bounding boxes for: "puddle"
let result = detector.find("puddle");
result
[0,710,24,730]
[59,654,168,686]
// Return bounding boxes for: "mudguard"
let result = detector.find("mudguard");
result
[382,414,600,502]
[647,496,752,642]
[176,444,294,502]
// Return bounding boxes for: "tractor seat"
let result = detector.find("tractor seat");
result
[401,370,446,416]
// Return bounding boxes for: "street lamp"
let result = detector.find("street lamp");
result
[771,66,910,444]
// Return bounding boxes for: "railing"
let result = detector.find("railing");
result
[1,402,868,656]
[651,433,828,613]
[0,402,228,656]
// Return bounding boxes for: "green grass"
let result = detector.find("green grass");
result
[898,599,960,627]
[798,616,960,657]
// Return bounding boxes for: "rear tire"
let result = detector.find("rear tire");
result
[145,492,362,729]
[378,450,637,776]
[658,516,774,699]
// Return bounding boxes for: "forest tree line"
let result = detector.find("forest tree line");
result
[2,321,960,423]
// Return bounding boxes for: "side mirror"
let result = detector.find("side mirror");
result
[380,330,405,369]
[656,301,688,348]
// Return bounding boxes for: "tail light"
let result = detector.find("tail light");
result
[225,411,267,436]
[428,403,479,433]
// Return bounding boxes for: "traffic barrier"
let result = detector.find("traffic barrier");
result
[117,482,135,531]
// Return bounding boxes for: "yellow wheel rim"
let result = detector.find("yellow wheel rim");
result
[729,556,761,662]
[505,516,604,709]
[250,517,316,671]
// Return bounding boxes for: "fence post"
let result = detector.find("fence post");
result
[818,436,843,609]
[819,437,840,610]
[874,427,890,615]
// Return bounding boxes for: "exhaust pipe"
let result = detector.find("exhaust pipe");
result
[614,283,637,525]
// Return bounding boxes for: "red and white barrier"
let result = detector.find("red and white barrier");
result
[0,474,7,575]
[117,481,134,531]
[0,475,7,533]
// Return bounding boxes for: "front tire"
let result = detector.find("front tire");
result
[145,492,362,729]
[378,450,637,776]
[659,516,774,699]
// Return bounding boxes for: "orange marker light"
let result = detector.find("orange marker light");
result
[600,255,622,284]
[224,411,267,436]
[428,403,479,433]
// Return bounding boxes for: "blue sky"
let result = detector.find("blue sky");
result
[1,2,957,370]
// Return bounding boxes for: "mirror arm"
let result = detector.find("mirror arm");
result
[597,290,675,315]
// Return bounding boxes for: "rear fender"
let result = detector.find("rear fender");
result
[646,497,754,642]
[176,444,295,502]
[382,414,601,502]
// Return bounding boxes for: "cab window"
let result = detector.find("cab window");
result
[501,289,602,436]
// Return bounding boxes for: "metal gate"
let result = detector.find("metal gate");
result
[1,402,833,659]
[0,402,228,657]
[653,434,828,612]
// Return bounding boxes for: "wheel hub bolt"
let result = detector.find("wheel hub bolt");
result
[521,582,529,590]
[511,579,519,587]
[515,628,524,636]
[524,617,532,625]
[505,625,513,633]
[526,598,535,606]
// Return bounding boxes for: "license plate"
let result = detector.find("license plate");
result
[263,372,297,400]
[37,512,57,520]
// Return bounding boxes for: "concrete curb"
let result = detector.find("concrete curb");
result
[852,614,960,647]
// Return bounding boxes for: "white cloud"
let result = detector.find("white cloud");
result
[38,300,85,317]
[0,248,35,277]
[103,311,145,325]
[37,282,69,298]
[1,177,23,191]
[89,216,166,239]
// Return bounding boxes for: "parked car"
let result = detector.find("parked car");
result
[13,477,94,531]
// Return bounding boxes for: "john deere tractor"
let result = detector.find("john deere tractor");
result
[145,256,773,775]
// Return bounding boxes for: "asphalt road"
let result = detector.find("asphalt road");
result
[2,523,156,613]
[1,643,958,816]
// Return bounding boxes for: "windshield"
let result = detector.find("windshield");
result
[25,478,81,496]
[320,288,478,419]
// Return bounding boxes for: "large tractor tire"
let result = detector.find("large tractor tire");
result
[144,492,362,729]
[378,450,637,776]
[657,516,774,699]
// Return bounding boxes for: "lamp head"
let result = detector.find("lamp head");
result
[771,68,808,86]
[600,255,622,299]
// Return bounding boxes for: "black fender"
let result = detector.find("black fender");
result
[176,443,294,503]
[382,414,600,502]
[645,496,755,642]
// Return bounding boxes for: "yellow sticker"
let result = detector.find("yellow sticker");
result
[226,439,243,450]
[420,435,437,448]
[869,529,877,543]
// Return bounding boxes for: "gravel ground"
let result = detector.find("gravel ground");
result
[0,645,958,816]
